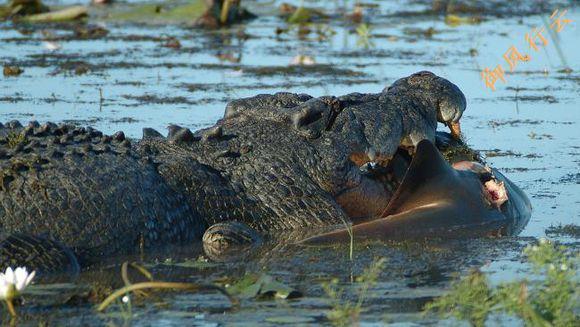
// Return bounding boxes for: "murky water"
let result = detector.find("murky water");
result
[1,0,578,325]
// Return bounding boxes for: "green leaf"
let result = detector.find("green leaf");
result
[287,6,311,24]
[225,273,302,300]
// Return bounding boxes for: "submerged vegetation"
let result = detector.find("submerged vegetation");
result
[424,239,579,326]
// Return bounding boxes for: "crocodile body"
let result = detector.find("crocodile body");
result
[0,122,204,270]
[0,71,499,272]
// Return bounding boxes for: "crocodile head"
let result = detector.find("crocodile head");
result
[385,71,466,140]
[331,71,467,169]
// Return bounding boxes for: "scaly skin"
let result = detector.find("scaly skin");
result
[0,71,469,272]
[0,121,204,271]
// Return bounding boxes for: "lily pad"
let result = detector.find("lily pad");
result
[225,273,302,300]
[22,5,88,23]
[286,5,326,24]
[106,1,206,25]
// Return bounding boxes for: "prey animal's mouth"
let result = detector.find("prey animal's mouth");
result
[452,161,509,210]
[484,179,509,209]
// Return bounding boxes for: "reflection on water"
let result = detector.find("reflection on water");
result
[0,0,578,325]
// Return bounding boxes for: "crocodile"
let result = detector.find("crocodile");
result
[0,71,530,273]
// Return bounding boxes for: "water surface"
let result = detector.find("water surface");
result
[0,0,578,325]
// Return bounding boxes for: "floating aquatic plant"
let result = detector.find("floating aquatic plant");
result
[0,267,36,317]
[546,224,580,239]
[355,23,374,48]
[424,238,579,326]
[224,273,302,300]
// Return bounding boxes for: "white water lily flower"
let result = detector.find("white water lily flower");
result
[0,279,11,300]
[560,264,568,271]
[0,267,36,299]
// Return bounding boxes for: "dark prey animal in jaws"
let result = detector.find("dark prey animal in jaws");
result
[0,71,528,273]
[301,139,532,244]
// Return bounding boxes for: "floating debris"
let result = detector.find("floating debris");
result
[21,5,88,23]
[161,36,182,49]
[43,41,62,51]
[347,4,364,23]
[290,54,315,66]
[7,0,49,17]
[283,3,327,24]
[545,224,580,238]
[3,66,23,77]
[74,24,109,39]
[444,14,481,27]
[195,0,256,28]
